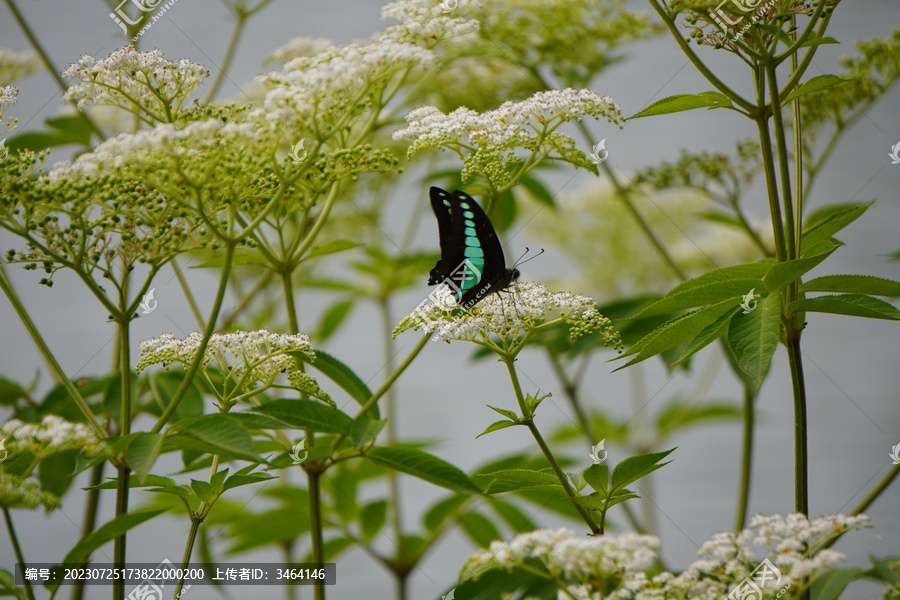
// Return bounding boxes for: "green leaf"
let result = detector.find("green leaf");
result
[801,275,900,297]
[582,464,608,494]
[489,498,536,532]
[671,307,741,367]
[74,434,139,475]
[655,400,742,438]
[152,371,203,422]
[788,294,900,321]
[0,377,28,406]
[810,568,863,600]
[628,92,733,119]
[477,469,560,494]
[801,201,873,250]
[571,492,607,510]
[350,415,386,450]
[665,259,776,298]
[63,509,167,564]
[167,414,261,462]
[317,300,354,341]
[610,449,676,492]
[303,239,361,260]
[475,420,518,439]
[423,493,468,533]
[229,507,310,554]
[223,468,277,491]
[726,293,783,394]
[459,512,502,547]
[147,485,192,499]
[191,250,267,268]
[524,393,550,414]
[798,36,839,48]
[782,74,846,104]
[254,399,353,435]
[294,350,377,418]
[632,279,762,319]
[616,299,739,368]
[360,500,388,541]
[127,432,165,484]
[366,446,481,494]
[190,479,216,504]
[764,246,836,291]
[486,405,518,421]
[518,175,556,207]
[86,474,175,490]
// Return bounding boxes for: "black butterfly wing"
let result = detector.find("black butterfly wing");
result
[428,187,508,307]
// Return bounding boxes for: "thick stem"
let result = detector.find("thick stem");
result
[172,518,201,600]
[4,508,34,600]
[765,64,797,261]
[307,471,326,600]
[735,386,756,531]
[786,334,808,516]
[113,464,131,600]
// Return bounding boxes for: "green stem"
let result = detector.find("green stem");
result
[786,333,808,516]
[307,471,326,600]
[378,299,405,568]
[151,242,235,433]
[332,332,429,451]
[503,358,600,535]
[172,518,201,600]
[0,269,106,440]
[70,462,105,600]
[734,386,756,531]
[4,508,34,600]
[765,63,796,261]
[821,463,900,551]
[113,463,131,600]
[754,91,789,262]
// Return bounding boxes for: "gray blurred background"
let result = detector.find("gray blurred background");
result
[1,0,899,598]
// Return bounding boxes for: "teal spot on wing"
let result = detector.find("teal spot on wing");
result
[464,246,484,258]
[465,236,480,247]
[464,219,475,227]
[464,227,477,236]
[463,211,475,218]
[459,202,470,209]
[443,200,451,206]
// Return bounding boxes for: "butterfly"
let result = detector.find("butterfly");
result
[427,186,520,309]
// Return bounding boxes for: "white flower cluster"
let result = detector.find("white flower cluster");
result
[265,36,336,64]
[0,84,16,119]
[460,527,658,583]
[0,474,60,510]
[135,330,329,402]
[46,117,257,182]
[61,47,208,119]
[394,281,622,349]
[460,515,870,600]
[381,0,481,44]
[393,88,622,155]
[257,38,434,132]
[0,47,43,85]
[0,414,102,456]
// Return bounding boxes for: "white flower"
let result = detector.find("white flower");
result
[394,88,622,152]
[0,48,43,85]
[394,281,623,350]
[61,47,208,120]
[0,474,60,510]
[381,0,481,43]
[265,36,336,64]
[0,414,102,456]
[257,38,434,132]
[0,84,16,118]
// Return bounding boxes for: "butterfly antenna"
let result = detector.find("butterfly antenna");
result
[513,247,545,268]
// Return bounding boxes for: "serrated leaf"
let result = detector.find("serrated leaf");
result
[63,509,167,564]
[303,239,361,260]
[476,469,559,491]
[350,415,386,450]
[147,485,192,499]
[360,500,388,541]
[633,279,762,319]
[801,275,900,297]
[486,405,518,421]
[628,92,733,119]
[764,245,837,291]
[726,293,782,393]
[583,464,608,494]
[86,474,175,490]
[128,432,165,484]
[223,469,276,491]
[167,414,261,462]
[191,479,216,503]
[616,298,739,368]
[571,492,607,510]
[254,399,353,435]
[782,74,846,104]
[476,420,518,439]
[801,201,873,250]
[610,449,676,492]
[788,294,900,321]
[666,259,776,297]
[798,36,839,48]
[366,446,481,494]
[671,306,741,366]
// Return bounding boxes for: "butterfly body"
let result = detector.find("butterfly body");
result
[428,186,519,309]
